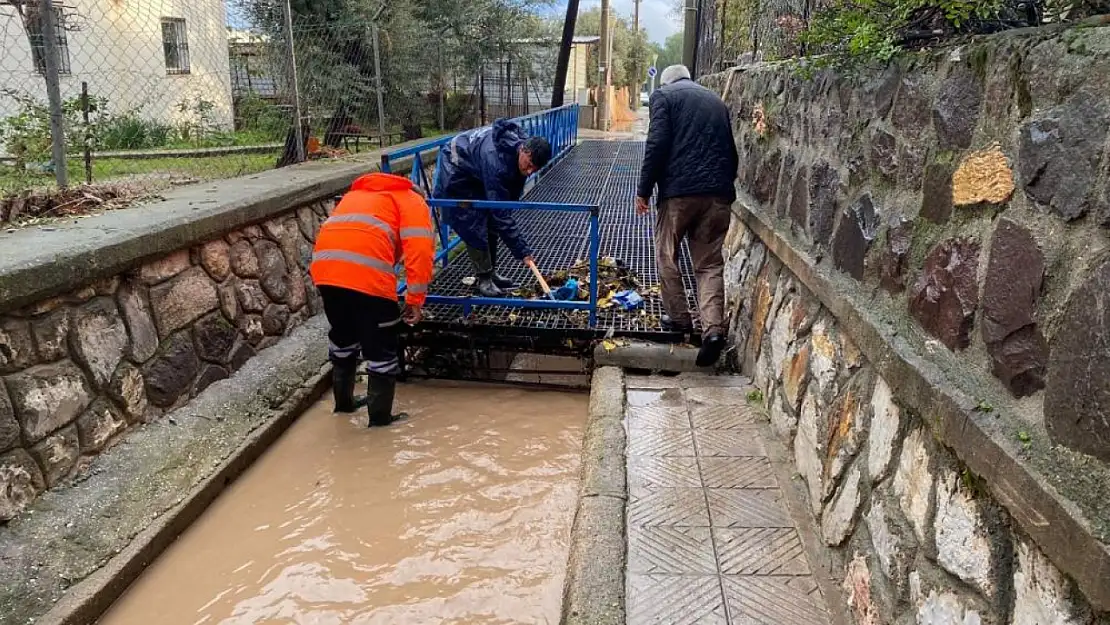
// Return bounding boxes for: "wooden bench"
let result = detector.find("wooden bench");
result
[331,131,405,153]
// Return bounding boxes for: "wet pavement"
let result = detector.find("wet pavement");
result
[623,374,835,625]
[99,381,587,625]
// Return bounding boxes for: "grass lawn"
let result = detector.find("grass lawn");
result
[0,151,282,195]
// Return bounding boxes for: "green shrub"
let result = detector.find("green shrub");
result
[98,114,173,151]
[234,93,288,140]
[797,0,1006,71]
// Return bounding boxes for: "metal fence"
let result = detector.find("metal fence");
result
[0,0,571,222]
[692,0,812,76]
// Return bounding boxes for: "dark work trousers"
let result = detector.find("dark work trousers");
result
[655,195,731,336]
[318,286,402,377]
[464,216,500,275]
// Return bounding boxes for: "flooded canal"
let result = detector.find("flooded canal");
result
[99,381,587,625]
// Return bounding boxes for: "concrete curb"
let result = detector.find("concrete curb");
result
[33,362,332,625]
[561,366,627,625]
[593,341,714,373]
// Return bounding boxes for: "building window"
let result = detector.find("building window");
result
[161,18,190,74]
[27,7,72,75]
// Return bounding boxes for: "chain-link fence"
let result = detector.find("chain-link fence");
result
[0,0,567,224]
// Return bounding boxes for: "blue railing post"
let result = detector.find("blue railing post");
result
[588,206,600,328]
[383,106,604,328]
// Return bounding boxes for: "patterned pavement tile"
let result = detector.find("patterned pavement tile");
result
[627,575,728,625]
[627,387,687,408]
[627,427,697,457]
[689,404,763,430]
[628,488,711,527]
[626,374,753,390]
[706,489,793,528]
[628,456,703,489]
[694,429,768,457]
[686,386,756,406]
[626,404,692,429]
[715,528,813,575]
[722,575,831,625]
[628,526,718,574]
[699,457,779,489]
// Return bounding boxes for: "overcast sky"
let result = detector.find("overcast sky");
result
[575,0,682,44]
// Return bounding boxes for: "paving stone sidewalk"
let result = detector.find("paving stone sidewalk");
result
[624,374,836,625]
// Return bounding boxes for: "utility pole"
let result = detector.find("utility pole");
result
[682,0,698,71]
[632,0,641,110]
[437,47,445,130]
[598,0,611,131]
[371,24,386,140]
[40,0,68,187]
[550,0,581,108]
[282,0,305,163]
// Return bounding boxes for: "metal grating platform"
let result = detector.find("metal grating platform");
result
[421,139,698,340]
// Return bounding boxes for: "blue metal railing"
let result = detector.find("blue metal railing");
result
[381,104,601,328]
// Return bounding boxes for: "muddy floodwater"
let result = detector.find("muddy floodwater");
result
[99,381,587,625]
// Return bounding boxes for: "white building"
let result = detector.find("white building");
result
[0,0,234,132]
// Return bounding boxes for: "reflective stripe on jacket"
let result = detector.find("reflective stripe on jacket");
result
[310,173,435,307]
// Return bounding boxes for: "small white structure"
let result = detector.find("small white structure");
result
[0,0,233,131]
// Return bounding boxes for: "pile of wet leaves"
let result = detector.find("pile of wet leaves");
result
[1,181,160,230]
[505,256,664,330]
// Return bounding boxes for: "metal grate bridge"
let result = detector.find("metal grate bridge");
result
[382,106,698,347]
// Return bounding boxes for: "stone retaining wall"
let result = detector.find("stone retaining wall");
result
[0,148,432,522]
[709,21,1110,625]
[726,218,1108,624]
[0,206,330,522]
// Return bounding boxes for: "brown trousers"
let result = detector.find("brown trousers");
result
[655,196,731,336]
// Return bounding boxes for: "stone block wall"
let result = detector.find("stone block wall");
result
[0,204,331,522]
[710,21,1110,625]
[724,220,1108,624]
[714,23,1110,462]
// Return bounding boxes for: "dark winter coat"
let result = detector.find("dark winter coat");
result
[433,119,533,260]
[637,78,739,203]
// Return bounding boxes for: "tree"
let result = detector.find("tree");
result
[655,32,684,71]
[574,6,650,91]
[237,0,550,165]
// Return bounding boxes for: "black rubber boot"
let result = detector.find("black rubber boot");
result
[366,374,408,427]
[491,271,517,290]
[331,361,365,413]
[475,274,505,298]
[661,314,694,333]
[488,236,517,290]
[696,333,727,367]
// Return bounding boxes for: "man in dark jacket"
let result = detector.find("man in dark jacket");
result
[637,64,739,367]
[434,118,553,297]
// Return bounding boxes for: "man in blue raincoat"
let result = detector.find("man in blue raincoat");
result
[434,118,552,297]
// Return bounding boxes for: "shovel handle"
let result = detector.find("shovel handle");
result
[525,259,553,296]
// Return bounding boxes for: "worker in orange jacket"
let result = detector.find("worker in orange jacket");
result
[310,172,435,427]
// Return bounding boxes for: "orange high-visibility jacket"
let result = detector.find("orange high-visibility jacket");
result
[310,173,435,307]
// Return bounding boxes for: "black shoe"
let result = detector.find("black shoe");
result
[696,333,727,367]
[475,274,505,298]
[366,374,408,427]
[332,363,366,413]
[661,314,694,333]
[491,271,517,290]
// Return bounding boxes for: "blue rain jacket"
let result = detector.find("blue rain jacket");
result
[433,119,533,260]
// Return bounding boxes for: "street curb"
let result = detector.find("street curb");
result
[593,340,713,373]
[34,364,333,625]
[561,366,627,625]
